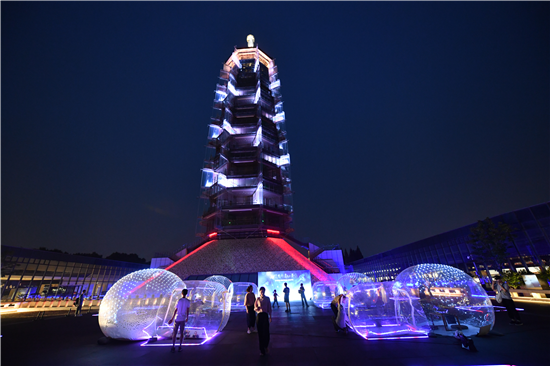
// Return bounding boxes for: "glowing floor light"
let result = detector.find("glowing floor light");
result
[140,331,220,347]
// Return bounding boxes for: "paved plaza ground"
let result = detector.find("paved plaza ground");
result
[2,300,549,366]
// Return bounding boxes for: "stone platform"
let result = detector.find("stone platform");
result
[2,300,548,365]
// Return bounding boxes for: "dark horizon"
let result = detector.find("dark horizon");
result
[2,2,549,260]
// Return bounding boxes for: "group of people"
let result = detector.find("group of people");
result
[276,282,310,312]
[244,285,272,355]
[167,282,310,356]
[251,282,309,313]
[167,274,523,355]
[167,282,346,356]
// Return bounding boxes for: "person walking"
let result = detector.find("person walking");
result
[493,276,523,325]
[299,283,309,308]
[272,289,279,308]
[283,283,291,312]
[244,285,256,333]
[168,289,191,352]
[254,287,272,356]
[74,291,85,316]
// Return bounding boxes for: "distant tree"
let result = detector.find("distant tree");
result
[502,271,525,289]
[73,252,103,258]
[346,247,361,263]
[355,246,364,261]
[342,247,364,265]
[37,247,68,254]
[106,252,147,264]
[352,247,357,262]
[1,248,16,277]
[467,217,515,276]
[343,248,349,264]
[348,248,355,263]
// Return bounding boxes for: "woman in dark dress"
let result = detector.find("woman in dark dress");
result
[244,285,256,333]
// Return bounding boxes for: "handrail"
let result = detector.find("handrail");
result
[508,288,550,299]
[508,288,550,294]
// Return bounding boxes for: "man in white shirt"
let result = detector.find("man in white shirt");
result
[168,289,191,352]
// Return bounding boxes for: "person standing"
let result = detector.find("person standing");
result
[299,283,309,308]
[168,289,191,352]
[283,283,291,312]
[332,294,350,334]
[244,285,256,334]
[254,287,272,356]
[272,289,279,308]
[374,287,386,327]
[493,276,523,325]
[418,281,437,329]
[75,291,85,316]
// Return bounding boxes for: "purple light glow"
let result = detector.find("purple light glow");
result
[354,329,429,341]
[353,322,428,340]
[492,306,524,312]
[368,328,427,337]
[141,331,219,347]
[367,336,430,341]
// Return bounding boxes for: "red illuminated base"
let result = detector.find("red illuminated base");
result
[166,237,331,283]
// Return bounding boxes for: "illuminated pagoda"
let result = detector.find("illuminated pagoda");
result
[199,34,293,240]
[165,36,341,283]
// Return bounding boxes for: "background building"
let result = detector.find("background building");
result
[350,202,550,285]
[1,246,148,302]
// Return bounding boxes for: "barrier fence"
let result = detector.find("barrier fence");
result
[1,299,102,311]
[1,289,548,313]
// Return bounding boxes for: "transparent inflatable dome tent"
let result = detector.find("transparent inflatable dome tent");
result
[337,272,372,295]
[204,275,232,290]
[154,280,231,340]
[392,263,495,337]
[98,269,185,341]
[228,282,258,312]
[312,281,339,309]
[346,281,428,339]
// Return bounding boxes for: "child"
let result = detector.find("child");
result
[272,289,279,308]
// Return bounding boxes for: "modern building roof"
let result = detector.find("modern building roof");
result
[2,245,149,269]
[349,202,550,282]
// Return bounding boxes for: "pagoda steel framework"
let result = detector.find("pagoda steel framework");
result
[198,38,293,240]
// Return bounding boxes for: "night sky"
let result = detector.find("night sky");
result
[2,2,549,261]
